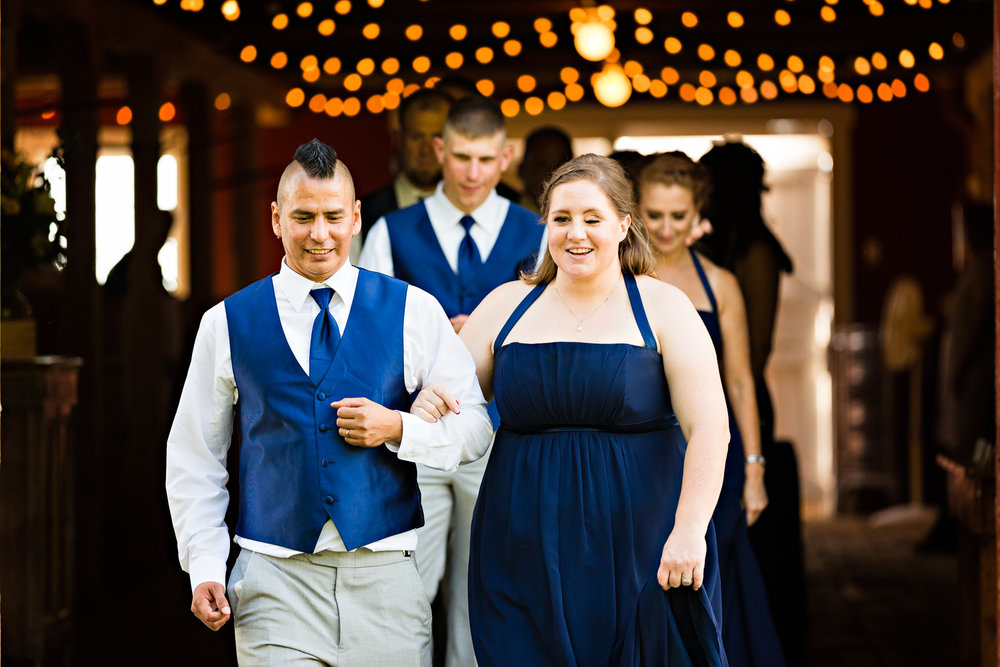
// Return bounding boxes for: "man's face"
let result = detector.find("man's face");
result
[400,104,449,189]
[271,168,360,282]
[434,128,513,214]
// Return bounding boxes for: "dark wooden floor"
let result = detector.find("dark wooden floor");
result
[63,511,965,666]
[802,511,960,667]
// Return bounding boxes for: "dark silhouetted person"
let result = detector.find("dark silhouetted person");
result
[517,125,573,212]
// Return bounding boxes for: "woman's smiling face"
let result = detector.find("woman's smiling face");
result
[639,181,698,258]
[546,179,629,281]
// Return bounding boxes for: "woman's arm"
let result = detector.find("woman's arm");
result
[409,281,531,421]
[713,264,767,525]
[638,277,730,590]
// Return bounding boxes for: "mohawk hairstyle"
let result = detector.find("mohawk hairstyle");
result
[294,139,339,178]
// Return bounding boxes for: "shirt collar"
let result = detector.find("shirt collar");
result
[276,258,358,312]
[428,181,505,233]
[394,173,437,209]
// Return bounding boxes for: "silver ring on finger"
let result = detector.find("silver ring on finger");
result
[680,576,693,586]
[345,428,351,439]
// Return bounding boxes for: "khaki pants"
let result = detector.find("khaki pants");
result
[414,449,490,667]
[228,548,431,666]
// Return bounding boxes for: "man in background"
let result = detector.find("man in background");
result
[359,95,544,667]
[357,89,453,249]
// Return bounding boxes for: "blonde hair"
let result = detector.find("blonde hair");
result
[524,154,656,285]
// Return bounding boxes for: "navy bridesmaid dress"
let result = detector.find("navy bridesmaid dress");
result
[689,250,785,667]
[468,273,728,667]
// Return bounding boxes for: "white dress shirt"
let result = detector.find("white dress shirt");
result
[358,183,546,277]
[166,259,492,590]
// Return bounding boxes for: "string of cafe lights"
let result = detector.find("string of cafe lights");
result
[142,0,970,122]
[577,2,958,107]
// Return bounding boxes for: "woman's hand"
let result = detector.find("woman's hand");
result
[409,384,461,423]
[657,526,707,591]
[685,217,713,246]
[743,471,768,526]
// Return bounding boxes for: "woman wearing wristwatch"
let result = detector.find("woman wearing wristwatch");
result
[636,151,785,667]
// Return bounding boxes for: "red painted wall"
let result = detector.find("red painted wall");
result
[850,90,966,324]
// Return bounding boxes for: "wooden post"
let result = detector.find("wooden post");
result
[181,81,215,317]
[1,0,23,150]
[56,18,104,615]
[121,56,173,562]
[993,0,1000,664]
[232,101,260,288]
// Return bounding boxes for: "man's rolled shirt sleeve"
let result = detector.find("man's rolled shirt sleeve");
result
[392,286,492,471]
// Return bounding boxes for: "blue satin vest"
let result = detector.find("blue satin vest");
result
[384,199,543,317]
[224,268,420,552]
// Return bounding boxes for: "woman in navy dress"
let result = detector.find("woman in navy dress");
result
[635,152,784,667]
[412,154,731,666]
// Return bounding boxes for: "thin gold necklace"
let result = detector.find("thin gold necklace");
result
[553,279,618,333]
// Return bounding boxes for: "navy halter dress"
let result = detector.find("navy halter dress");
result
[468,273,728,667]
[689,251,785,667]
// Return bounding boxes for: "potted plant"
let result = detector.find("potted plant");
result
[1,148,67,358]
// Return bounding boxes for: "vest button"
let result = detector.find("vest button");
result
[319,424,328,432]
[325,496,337,505]
[317,392,326,401]
[321,458,329,467]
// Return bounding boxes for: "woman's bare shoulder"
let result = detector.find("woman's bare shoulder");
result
[468,279,537,326]
[483,279,536,308]
[696,255,743,311]
[694,253,739,291]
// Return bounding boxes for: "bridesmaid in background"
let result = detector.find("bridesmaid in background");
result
[698,140,805,665]
[636,152,785,667]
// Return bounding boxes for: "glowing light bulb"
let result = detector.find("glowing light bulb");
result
[221,0,240,20]
[574,15,615,62]
[592,62,632,107]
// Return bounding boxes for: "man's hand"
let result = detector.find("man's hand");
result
[191,581,231,631]
[449,314,470,332]
[410,384,461,423]
[331,397,403,447]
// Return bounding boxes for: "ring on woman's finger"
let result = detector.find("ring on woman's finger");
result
[680,576,693,586]
[345,428,351,439]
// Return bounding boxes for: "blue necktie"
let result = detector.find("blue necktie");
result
[308,287,341,383]
[458,215,482,280]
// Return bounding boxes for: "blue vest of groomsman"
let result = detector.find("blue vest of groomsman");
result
[167,139,491,666]
[358,94,547,667]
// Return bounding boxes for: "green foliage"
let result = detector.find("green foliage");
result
[1,149,66,292]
